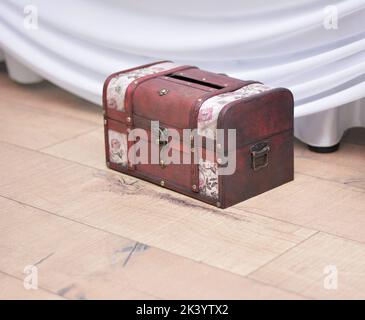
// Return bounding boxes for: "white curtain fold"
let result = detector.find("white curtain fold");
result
[0,0,364,145]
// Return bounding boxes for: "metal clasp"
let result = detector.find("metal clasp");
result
[250,141,270,171]
[157,127,168,146]
[157,127,168,168]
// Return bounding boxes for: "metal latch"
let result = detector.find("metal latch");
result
[250,141,270,171]
[158,127,168,168]
[158,127,168,146]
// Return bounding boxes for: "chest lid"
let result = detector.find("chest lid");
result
[103,61,249,131]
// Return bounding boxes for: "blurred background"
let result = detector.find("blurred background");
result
[0,0,364,147]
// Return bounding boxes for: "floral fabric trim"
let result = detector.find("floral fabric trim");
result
[199,159,219,199]
[108,129,128,166]
[106,62,181,111]
[197,83,271,139]
[198,83,271,199]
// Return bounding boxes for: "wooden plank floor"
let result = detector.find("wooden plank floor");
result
[0,63,364,300]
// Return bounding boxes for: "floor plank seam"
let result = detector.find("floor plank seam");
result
[233,206,319,232]
[38,125,103,151]
[234,206,365,246]
[0,269,67,300]
[294,170,365,192]
[245,231,320,278]
[33,252,55,267]
[0,139,109,174]
[246,276,313,300]
[0,95,102,126]
[0,194,136,242]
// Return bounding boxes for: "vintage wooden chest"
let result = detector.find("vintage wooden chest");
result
[103,61,294,208]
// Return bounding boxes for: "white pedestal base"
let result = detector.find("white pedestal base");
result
[294,99,365,147]
[4,53,43,84]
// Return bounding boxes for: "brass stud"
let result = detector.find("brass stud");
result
[180,72,184,76]
[160,180,165,187]
[104,119,107,125]
[134,81,138,84]
[191,148,195,153]
[198,98,202,102]
[217,158,222,164]
[216,201,221,208]
[192,184,197,191]
[126,116,131,123]
[202,78,206,81]
[159,88,169,96]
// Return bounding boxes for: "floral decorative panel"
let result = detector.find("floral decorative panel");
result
[197,83,271,139]
[197,83,271,199]
[199,159,219,199]
[106,62,181,112]
[108,129,128,166]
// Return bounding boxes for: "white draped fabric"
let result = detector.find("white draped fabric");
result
[0,0,364,146]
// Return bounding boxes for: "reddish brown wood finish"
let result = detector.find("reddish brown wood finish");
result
[220,130,294,208]
[103,62,294,208]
